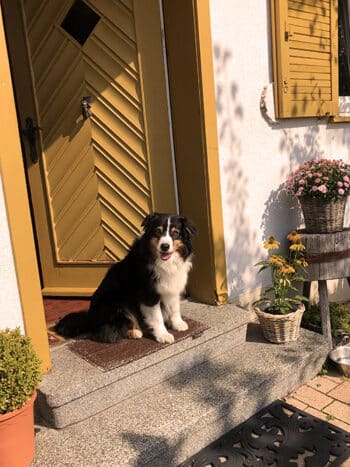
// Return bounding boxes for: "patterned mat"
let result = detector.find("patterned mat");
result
[180,400,350,467]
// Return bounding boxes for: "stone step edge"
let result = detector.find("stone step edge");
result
[36,320,248,428]
[33,329,330,466]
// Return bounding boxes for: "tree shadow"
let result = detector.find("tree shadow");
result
[213,44,261,300]
[121,329,325,466]
[260,125,324,263]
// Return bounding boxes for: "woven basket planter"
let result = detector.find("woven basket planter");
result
[299,197,347,233]
[254,303,305,344]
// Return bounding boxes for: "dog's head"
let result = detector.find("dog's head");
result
[141,213,197,261]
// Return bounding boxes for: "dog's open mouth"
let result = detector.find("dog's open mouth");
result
[160,252,172,261]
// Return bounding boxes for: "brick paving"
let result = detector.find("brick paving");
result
[284,368,350,434]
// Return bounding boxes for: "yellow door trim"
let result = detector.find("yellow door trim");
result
[133,0,177,213]
[163,0,228,304]
[0,6,50,372]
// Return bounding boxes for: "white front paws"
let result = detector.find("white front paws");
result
[171,319,189,332]
[155,331,175,344]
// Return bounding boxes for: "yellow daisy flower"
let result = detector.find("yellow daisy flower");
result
[287,230,301,242]
[289,242,305,251]
[264,236,280,250]
[295,258,308,267]
[269,255,285,266]
[279,265,295,274]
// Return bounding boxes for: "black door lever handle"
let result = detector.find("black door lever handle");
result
[22,117,42,163]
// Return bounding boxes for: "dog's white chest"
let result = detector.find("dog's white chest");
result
[154,255,191,296]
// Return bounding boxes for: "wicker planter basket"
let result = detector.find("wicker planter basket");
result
[254,303,305,344]
[299,197,347,233]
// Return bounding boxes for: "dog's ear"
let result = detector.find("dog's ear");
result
[181,217,197,237]
[141,213,159,232]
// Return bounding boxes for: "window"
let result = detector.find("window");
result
[271,0,338,118]
[61,0,100,46]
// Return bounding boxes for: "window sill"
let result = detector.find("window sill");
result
[329,115,350,123]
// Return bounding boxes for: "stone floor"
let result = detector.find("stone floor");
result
[284,367,350,466]
[284,369,350,431]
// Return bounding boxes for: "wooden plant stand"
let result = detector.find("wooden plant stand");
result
[300,230,350,349]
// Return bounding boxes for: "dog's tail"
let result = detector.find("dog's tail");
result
[55,311,91,338]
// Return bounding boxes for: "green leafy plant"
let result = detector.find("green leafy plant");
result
[318,363,329,376]
[302,302,350,337]
[254,231,308,315]
[0,328,41,414]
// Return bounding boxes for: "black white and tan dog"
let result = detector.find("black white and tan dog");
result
[55,213,196,344]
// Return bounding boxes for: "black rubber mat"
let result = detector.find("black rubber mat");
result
[180,400,350,467]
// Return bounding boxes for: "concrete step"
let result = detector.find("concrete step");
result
[36,300,249,428]
[33,325,329,467]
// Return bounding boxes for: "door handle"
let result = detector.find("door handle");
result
[22,117,42,164]
[81,96,92,120]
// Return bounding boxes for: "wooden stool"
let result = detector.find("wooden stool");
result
[300,230,350,349]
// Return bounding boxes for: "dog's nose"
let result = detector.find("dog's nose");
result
[160,243,170,252]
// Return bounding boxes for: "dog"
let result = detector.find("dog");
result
[55,213,196,344]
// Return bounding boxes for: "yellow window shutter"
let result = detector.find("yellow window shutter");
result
[271,0,338,118]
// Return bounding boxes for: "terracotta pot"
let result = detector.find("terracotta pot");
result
[0,391,37,467]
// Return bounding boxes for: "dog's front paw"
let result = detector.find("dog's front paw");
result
[155,332,175,344]
[171,319,189,332]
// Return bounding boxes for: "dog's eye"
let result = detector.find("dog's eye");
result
[171,229,180,239]
[154,226,163,237]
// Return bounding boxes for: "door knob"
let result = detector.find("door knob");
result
[81,96,92,120]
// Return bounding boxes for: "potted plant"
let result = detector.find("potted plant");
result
[285,158,350,233]
[253,231,308,343]
[0,328,41,466]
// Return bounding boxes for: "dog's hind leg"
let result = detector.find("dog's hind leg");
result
[125,311,143,339]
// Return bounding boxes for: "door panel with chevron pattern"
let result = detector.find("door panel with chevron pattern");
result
[14,0,176,294]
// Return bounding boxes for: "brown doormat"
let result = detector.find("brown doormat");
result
[68,317,208,371]
[44,298,91,346]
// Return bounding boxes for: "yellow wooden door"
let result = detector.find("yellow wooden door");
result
[4,0,176,295]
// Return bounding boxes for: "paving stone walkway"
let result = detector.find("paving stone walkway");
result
[284,367,350,466]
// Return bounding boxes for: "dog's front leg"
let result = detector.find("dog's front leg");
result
[140,303,175,344]
[162,295,189,332]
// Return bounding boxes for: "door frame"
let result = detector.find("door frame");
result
[0,3,51,372]
[0,0,227,367]
[163,0,228,304]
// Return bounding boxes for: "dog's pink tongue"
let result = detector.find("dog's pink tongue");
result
[161,253,172,261]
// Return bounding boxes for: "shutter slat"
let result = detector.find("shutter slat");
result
[288,11,330,25]
[289,0,330,15]
[289,17,330,32]
[290,49,330,59]
[272,0,338,118]
[289,0,330,9]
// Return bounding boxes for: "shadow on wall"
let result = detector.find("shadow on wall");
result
[213,44,260,300]
[260,123,328,294]
[262,125,325,247]
[261,123,324,238]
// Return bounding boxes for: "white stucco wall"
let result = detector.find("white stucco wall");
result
[0,172,24,331]
[209,1,350,303]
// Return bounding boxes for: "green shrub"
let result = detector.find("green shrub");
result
[0,328,41,414]
[302,302,350,337]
